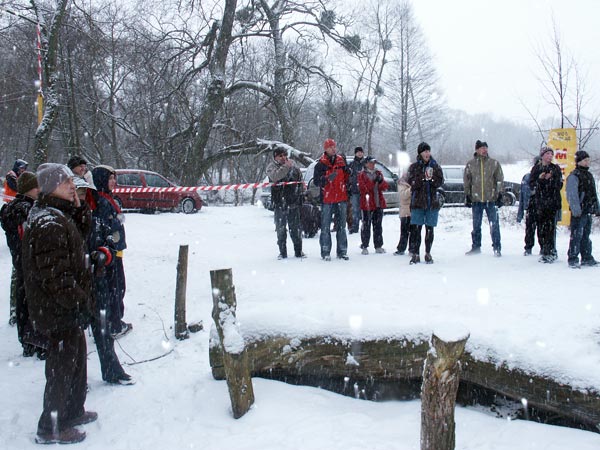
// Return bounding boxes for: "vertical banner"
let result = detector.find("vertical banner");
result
[547,128,577,226]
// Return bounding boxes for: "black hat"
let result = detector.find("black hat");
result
[364,156,376,163]
[539,146,553,157]
[417,142,431,154]
[67,155,87,170]
[354,146,364,154]
[475,140,488,150]
[273,148,286,157]
[575,150,590,164]
[17,171,38,194]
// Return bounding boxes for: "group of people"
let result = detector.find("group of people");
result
[268,138,599,268]
[1,157,133,444]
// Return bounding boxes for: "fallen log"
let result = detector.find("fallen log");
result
[209,333,600,430]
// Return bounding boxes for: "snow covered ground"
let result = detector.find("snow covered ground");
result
[1,203,600,449]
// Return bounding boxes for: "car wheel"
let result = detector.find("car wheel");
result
[180,197,196,214]
[502,191,516,207]
[436,191,446,208]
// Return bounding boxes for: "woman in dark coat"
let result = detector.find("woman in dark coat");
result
[406,142,444,264]
[92,165,131,338]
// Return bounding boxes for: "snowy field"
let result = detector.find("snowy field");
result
[1,203,600,449]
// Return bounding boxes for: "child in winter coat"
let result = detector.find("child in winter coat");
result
[394,173,411,255]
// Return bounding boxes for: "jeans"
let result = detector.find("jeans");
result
[568,213,593,263]
[471,202,501,250]
[360,209,384,249]
[349,193,361,233]
[274,205,302,257]
[320,202,348,257]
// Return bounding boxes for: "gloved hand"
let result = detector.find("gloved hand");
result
[328,171,338,182]
[375,173,383,184]
[495,193,504,208]
[465,195,472,208]
[90,247,113,278]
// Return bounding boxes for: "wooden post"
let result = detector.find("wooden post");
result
[421,332,469,450]
[210,268,255,419]
[174,245,189,340]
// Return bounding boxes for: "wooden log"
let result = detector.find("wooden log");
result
[421,333,469,450]
[208,333,600,428]
[174,245,189,340]
[210,268,255,419]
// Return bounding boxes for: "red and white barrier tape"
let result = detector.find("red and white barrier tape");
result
[113,181,305,194]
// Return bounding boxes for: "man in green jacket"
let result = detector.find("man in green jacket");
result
[463,140,505,256]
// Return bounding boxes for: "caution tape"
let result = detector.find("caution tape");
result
[113,181,305,194]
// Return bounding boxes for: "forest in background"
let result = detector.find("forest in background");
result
[1,0,598,186]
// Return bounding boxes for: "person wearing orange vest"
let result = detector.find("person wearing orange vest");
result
[3,159,28,203]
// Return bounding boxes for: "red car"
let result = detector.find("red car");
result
[113,169,202,214]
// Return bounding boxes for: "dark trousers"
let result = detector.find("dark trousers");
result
[274,205,302,257]
[568,213,594,263]
[524,207,537,251]
[409,224,434,255]
[91,277,126,382]
[396,216,411,253]
[536,209,557,257]
[38,327,87,433]
[107,257,126,334]
[360,209,384,249]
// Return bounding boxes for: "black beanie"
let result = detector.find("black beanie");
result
[354,146,364,154]
[575,150,590,164]
[417,142,431,154]
[67,155,87,169]
[475,140,488,150]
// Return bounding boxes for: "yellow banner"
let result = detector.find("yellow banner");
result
[547,128,577,226]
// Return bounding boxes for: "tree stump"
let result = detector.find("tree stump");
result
[421,332,469,450]
[174,245,189,340]
[210,268,255,419]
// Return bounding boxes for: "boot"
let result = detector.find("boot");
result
[409,253,420,265]
[36,427,86,445]
[424,253,433,264]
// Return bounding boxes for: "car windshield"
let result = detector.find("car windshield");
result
[443,167,463,181]
[144,173,172,188]
[118,173,143,186]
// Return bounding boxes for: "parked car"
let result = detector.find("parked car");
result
[114,169,202,214]
[304,157,400,210]
[436,165,518,207]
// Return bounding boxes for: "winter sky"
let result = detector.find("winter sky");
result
[411,0,600,122]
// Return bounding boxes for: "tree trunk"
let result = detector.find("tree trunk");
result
[174,245,189,340]
[420,333,469,450]
[210,268,254,419]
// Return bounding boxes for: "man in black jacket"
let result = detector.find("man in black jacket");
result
[22,163,96,445]
[348,146,364,234]
[266,148,305,259]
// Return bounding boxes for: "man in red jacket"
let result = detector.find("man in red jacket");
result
[314,139,350,261]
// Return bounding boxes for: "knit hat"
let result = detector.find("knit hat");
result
[364,156,376,164]
[575,150,590,164]
[354,146,364,154]
[16,171,38,194]
[67,155,87,170]
[475,140,488,150]
[323,138,336,150]
[73,175,93,192]
[36,163,74,195]
[13,159,28,172]
[417,142,431,154]
[540,146,554,157]
[273,148,287,157]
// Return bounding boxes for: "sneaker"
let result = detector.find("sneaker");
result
[277,254,287,260]
[465,247,481,255]
[424,253,434,264]
[581,258,598,267]
[65,411,98,427]
[337,254,349,260]
[322,255,331,261]
[493,249,502,257]
[36,427,86,445]
[375,247,386,254]
[106,373,135,386]
[568,261,581,269]
[111,322,133,340]
[409,253,420,265]
[393,250,405,256]
[523,249,532,256]
[294,252,306,258]
[361,248,369,255]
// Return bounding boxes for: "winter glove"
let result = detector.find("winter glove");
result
[465,195,472,208]
[495,193,504,208]
[327,171,338,182]
[375,173,383,184]
[90,247,113,278]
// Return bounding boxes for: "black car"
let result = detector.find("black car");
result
[437,165,518,207]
